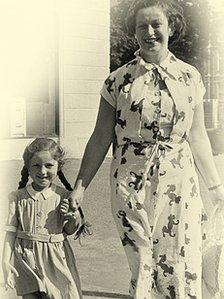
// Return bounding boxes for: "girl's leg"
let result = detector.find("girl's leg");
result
[22,292,43,299]
[40,292,48,299]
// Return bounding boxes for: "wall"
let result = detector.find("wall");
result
[58,0,110,158]
[0,0,58,160]
[0,0,110,160]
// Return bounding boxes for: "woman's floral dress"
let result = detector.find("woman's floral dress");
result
[101,51,207,299]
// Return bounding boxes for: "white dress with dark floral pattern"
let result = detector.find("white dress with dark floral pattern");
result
[101,51,207,299]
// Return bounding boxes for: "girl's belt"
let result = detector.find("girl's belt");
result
[16,230,65,243]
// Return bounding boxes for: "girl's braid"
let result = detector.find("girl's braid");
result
[57,169,73,191]
[57,169,84,219]
[18,165,29,189]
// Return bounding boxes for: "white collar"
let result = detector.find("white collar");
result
[26,183,56,201]
[135,49,180,79]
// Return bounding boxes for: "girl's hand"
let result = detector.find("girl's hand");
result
[60,198,70,215]
[3,262,19,290]
[68,187,84,212]
[60,199,76,220]
[210,185,224,209]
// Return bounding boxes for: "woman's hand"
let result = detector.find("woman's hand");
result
[68,186,85,212]
[210,185,224,209]
[2,262,18,290]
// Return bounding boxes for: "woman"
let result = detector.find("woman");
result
[69,0,224,298]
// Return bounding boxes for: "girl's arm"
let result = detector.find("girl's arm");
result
[63,214,80,235]
[2,232,18,288]
[69,97,116,209]
[188,101,224,203]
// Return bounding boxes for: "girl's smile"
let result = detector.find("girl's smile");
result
[28,150,58,191]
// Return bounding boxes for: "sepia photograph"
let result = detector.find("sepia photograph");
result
[0,0,224,298]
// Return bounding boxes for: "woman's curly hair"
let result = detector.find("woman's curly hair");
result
[125,0,186,45]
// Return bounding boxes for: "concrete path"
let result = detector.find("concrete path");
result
[1,155,224,299]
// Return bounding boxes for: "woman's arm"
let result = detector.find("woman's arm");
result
[188,101,224,201]
[69,96,116,209]
[76,96,116,188]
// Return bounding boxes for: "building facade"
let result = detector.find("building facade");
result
[203,1,224,130]
[1,0,223,160]
[0,0,110,160]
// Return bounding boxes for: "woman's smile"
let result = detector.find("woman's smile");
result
[135,6,171,63]
[143,36,159,46]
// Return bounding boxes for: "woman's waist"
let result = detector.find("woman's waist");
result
[114,138,191,161]
[115,136,189,150]
[115,129,186,144]
[115,124,187,146]
[111,140,195,183]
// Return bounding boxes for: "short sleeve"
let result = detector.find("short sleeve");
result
[100,72,118,108]
[5,192,19,232]
[195,71,206,107]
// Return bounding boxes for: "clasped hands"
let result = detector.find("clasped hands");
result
[60,187,84,218]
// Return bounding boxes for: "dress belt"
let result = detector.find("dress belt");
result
[117,139,174,159]
[16,230,65,243]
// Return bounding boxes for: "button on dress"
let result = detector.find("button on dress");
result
[101,52,207,298]
[5,183,82,298]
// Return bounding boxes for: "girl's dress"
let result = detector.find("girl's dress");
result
[101,51,207,299]
[5,183,82,299]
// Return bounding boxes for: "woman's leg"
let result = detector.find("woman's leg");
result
[112,201,154,299]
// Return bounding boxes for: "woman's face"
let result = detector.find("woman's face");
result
[135,6,171,63]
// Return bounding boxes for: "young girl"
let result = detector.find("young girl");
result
[2,138,88,299]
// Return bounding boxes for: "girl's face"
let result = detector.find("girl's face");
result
[135,6,171,63]
[29,150,58,191]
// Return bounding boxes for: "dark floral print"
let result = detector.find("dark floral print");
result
[101,51,206,298]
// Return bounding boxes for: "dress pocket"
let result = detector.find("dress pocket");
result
[22,248,37,271]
